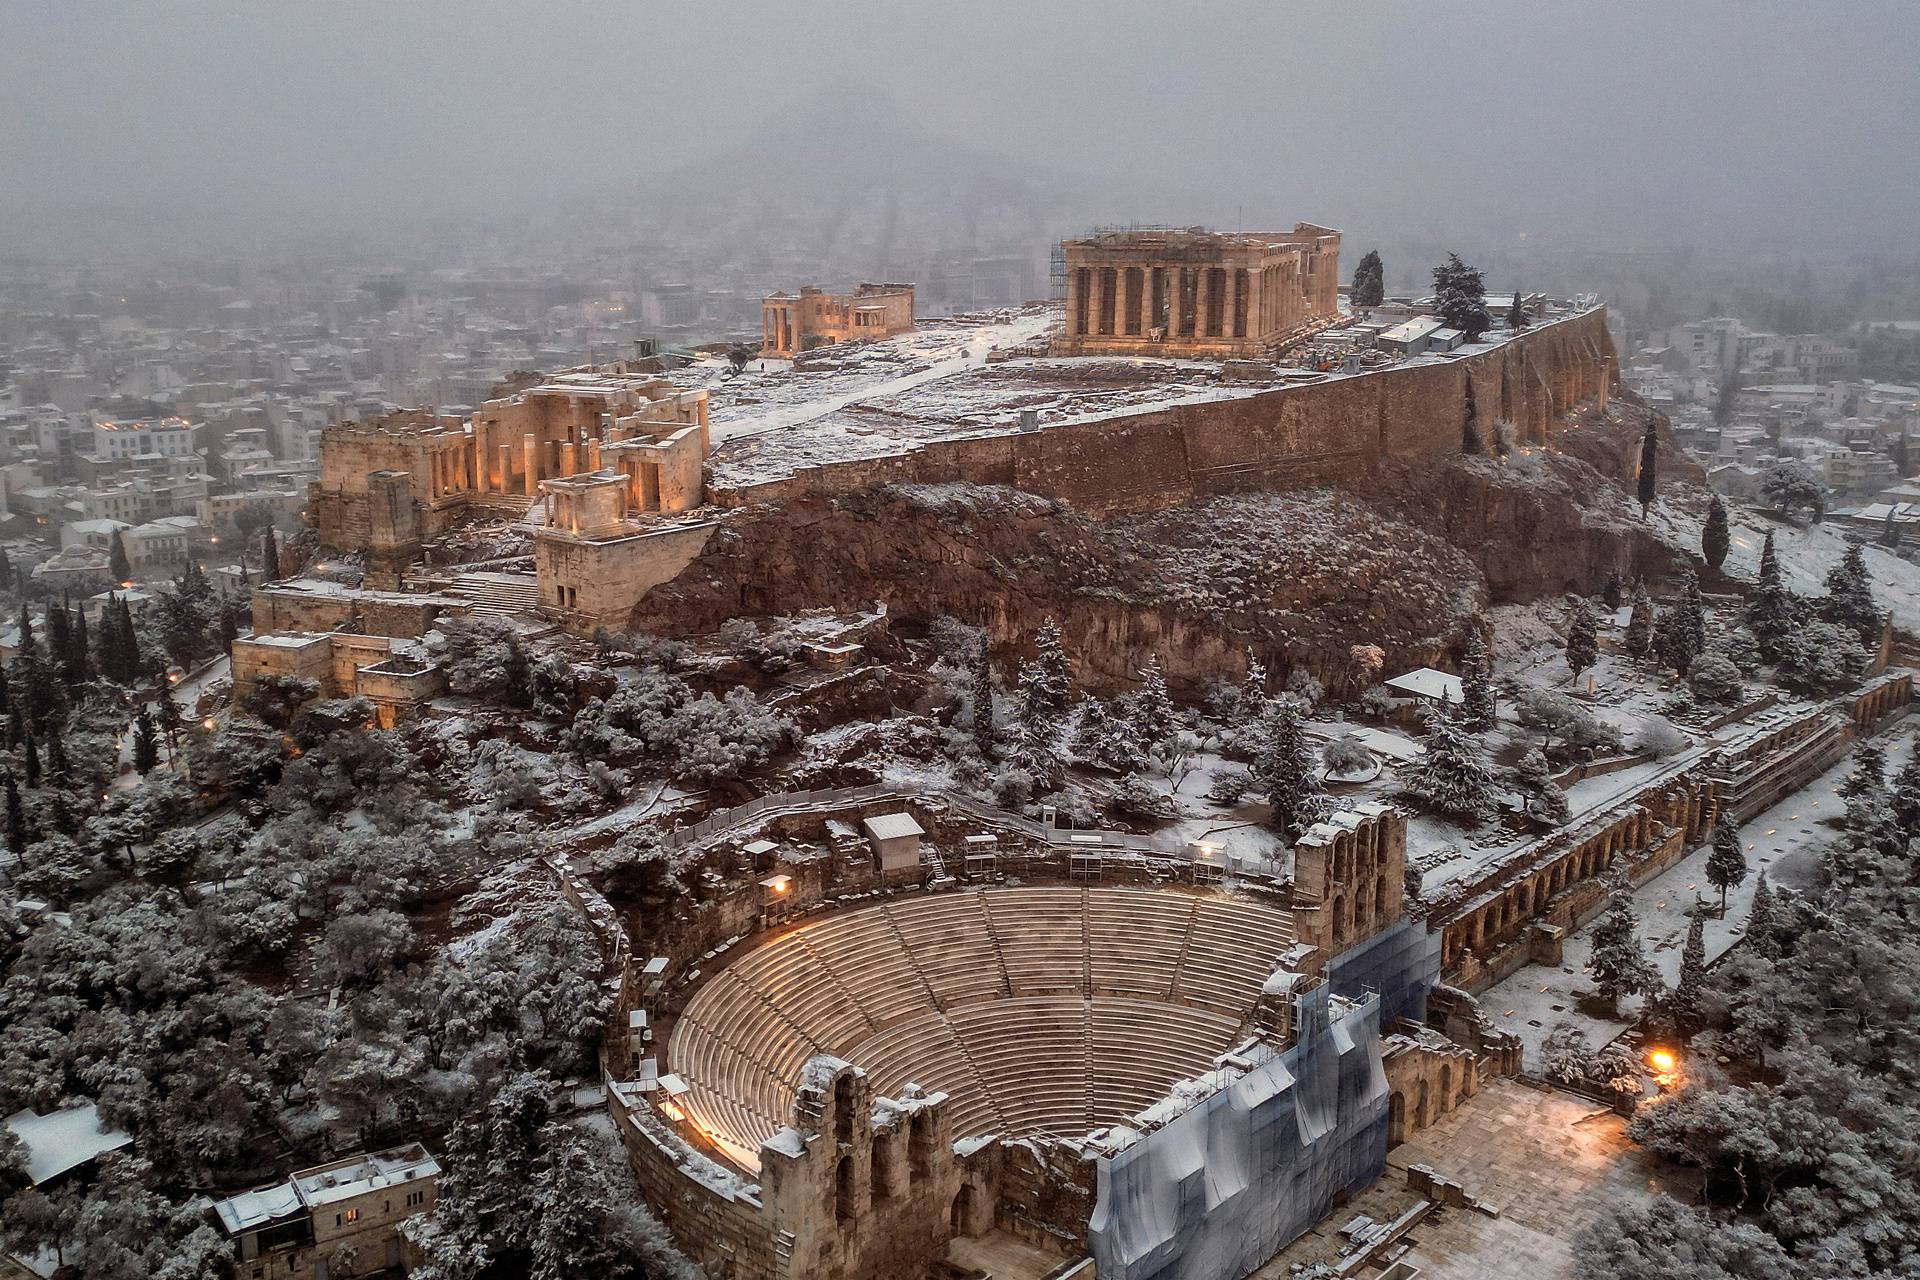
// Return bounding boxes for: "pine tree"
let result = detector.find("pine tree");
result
[109,529,132,584]
[2,773,27,854]
[1839,741,1887,831]
[1239,650,1268,723]
[1513,747,1570,825]
[1636,419,1659,513]
[1069,696,1144,774]
[1746,530,1795,656]
[1126,657,1176,758]
[1588,873,1656,1013]
[260,527,282,581]
[1431,253,1492,341]
[1625,585,1656,659]
[1821,539,1879,645]
[1681,573,1708,653]
[1702,495,1730,572]
[1402,703,1498,824]
[133,705,160,775]
[1705,818,1749,914]
[1669,914,1709,1037]
[1251,694,1322,836]
[1565,604,1598,681]
[1026,620,1071,725]
[1460,629,1495,730]
[1352,250,1385,307]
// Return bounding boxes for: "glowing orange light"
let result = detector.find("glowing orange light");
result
[1648,1049,1676,1073]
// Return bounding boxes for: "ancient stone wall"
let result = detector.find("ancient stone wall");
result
[535,520,719,632]
[250,586,461,638]
[710,309,1616,516]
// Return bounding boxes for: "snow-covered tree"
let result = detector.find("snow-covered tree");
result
[968,632,995,755]
[1688,653,1744,705]
[1745,530,1795,656]
[1321,731,1374,779]
[1625,585,1656,659]
[1702,495,1731,572]
[1400,703,1498,825]
[1889,749,1920,838]
[1512,748,1570,826]
[1820,538,1879,645]
[1351,249,1385,307]
[1758,460,1824,521]
[1636,419,1659,512]
[1023,619,1072,726]
[1068,696,1145,775]
[1123,657,1176,760]
[1431,253,1491,341]
[1588,873,1656,1013]
[1668,914,1709,1037]
[1743,869,1781,959]
[1250,695,1323,836]
[1772,619,1867,696]
[1705,819,1748,914]
[1238,651,1269,722]
[1565,604,1598,681]
[1459,629,1495,731]
[441,615,533,707]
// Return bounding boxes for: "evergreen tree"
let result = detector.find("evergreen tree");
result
[260,527,282,581]
[1251,694,1322,836]
[1068,696,1144,774]
[45,604,69,670]
[1239,650,1268,723]
[1705,819,1749,914]
[0,546,10,585]
[1668,913,1709,1037]
[1702,495,1730,571]
[1507,289,1528,330]
[1565,604,1598,681]
[1602,570,1624,611]
[1821,538,1879,645]
[1839,740,1887,831]
[1746,530,1795,656]
[15,605,32,657]
[1024,619,1072,726]
[64,604,90,684]
[45,724,68,781]
[1888,748,1920,838]
[109,529,132,583]
[1625,585,1656,659]
[1351,250,1385,307]
[1588,872,1656,1013]
[1431,253,1492,341]
[968,631,995,756]
[1401,703,1498,824]
[21,729,39,788]
[1636,419,1659,513]
[1513,747,1570,825]
[1459,629,1495,730]
[133,704,160,775]
[1743,869,1781,958]
[1125,657,1176,758]
[2,773,26,854]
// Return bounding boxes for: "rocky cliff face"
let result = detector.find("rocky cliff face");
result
[638,399,1701,694]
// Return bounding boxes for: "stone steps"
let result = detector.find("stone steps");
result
[446,571,542,618]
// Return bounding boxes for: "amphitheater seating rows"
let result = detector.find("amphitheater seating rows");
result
[668,887,1294,1171]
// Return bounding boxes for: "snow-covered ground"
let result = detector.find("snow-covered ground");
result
[1479,716,1915,1064]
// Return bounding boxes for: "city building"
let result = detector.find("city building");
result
[209,1144,440,1280]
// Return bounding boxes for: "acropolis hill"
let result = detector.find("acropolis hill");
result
[305,246,1620,660]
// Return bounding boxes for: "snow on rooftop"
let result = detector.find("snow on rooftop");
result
[4,1104,132,1186]
[861,812,924,841]
[1383,667,1464,702]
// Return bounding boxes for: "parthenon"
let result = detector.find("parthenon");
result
[1053,223,1342,358]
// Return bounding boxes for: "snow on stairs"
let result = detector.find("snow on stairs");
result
[446,571,543,618]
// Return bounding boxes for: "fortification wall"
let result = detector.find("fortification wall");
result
[710,309,1614,515]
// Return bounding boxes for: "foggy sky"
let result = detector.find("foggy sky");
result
[3,0,1915,259]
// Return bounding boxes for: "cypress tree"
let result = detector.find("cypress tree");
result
[65,605,90,684]
[1636,419,1659,513]
[1589,873,1656,1014]
[1625,585,1656,659]
[1702,495,1730,572]
[133,705,160,775]
[22,729,39,788]
[1352,250,1385,307]
[261,528,282,582]
[1821,539,1879,645]
[1745,870,1781,958]
[45,725,68,780]
[1706,819,1749,914]
[1746,530,1795,656]
[1240,650,1269,723]
[1507,289,1528,330]
[1565,604,1598,681]
[1460,629,1496,730]
[45,604,69,669]
[3,773,27,854]
[1669,914,1709,1037]
[109,529,132,584]
[15,605,32,657]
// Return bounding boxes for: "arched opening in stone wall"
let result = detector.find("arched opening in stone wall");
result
[870,1132,895,1207]
[836,1155,857,1226]
[950,1184,978,1237]
[1439,1062,1453,1112]
[1415,1078,1431,1131]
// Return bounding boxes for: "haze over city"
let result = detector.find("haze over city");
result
[2,6,1919,1280]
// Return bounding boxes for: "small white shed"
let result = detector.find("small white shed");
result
[862,812,925,872]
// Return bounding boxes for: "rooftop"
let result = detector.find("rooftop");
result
[4,1103,133,1186]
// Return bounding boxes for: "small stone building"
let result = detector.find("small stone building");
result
[209,1144,439,1280]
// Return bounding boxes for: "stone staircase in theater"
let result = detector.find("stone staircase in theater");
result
[445,571,543,619]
